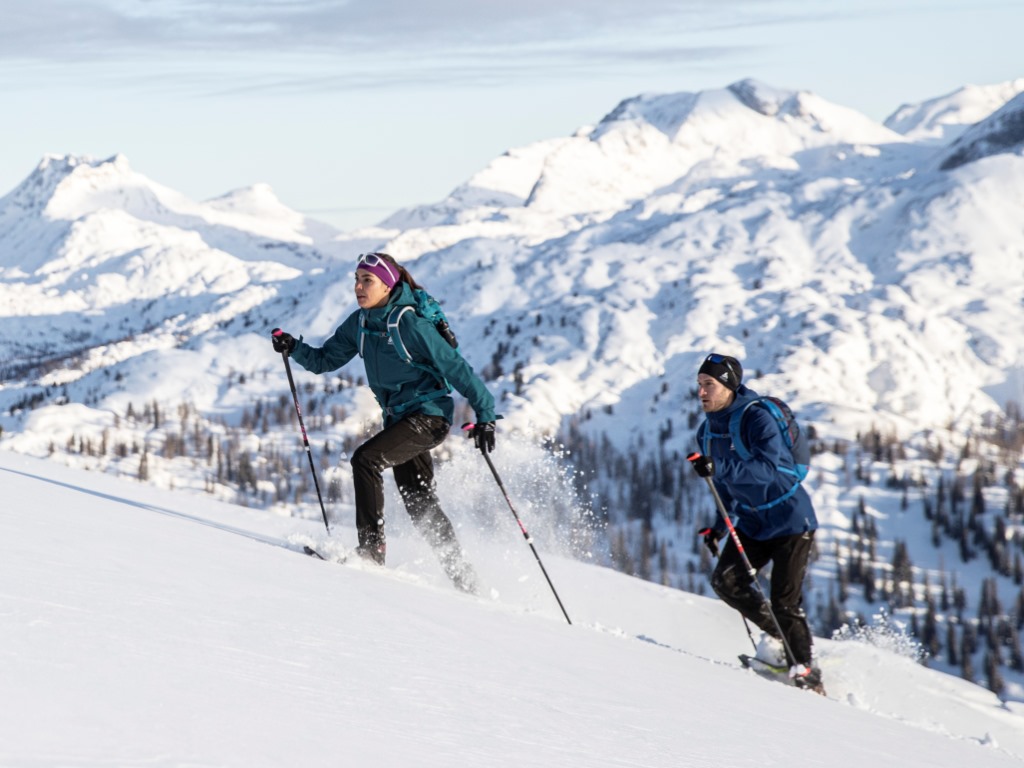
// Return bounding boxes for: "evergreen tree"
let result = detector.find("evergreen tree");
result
[1008,627,1024,672]
[961,635,975,684]
[138,448,149,482]
[922,598,941,658]
[985,651,1006,696]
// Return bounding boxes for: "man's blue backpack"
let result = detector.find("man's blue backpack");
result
[698,396,810,511]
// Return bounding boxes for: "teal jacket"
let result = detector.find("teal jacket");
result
[290,283,497,429]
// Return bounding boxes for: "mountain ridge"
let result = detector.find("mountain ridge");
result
[2,78,1022,439]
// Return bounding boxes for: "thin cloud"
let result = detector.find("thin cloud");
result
[2,0,760,60]
[181,43,756,98]
[2,0,981,98]
[0,0,773,96]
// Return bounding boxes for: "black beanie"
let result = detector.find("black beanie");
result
[698,353,743,391]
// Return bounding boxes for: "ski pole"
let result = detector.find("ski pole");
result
[276,342,330,534]
[740,616,758,653]
[465,425,572,625]
[688,453,796,666]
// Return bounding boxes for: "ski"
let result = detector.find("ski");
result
[738,654,827,696]
[294,536,489,596]
[739,653,788,676]
[298,543,349,564]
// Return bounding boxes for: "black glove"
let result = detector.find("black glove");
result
[698,527,724,558]
[271,328,296,356]
[463,422,495,454]
[687,452,715,478]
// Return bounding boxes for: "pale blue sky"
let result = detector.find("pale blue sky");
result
[2,0,1021,230]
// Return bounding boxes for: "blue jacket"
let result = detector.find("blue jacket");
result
[697,385,817,540]
[290,283,496,429]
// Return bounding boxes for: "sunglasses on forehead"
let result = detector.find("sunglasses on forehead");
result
[356,252,399,283]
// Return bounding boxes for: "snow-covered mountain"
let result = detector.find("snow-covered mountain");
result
[372,78,1023,441]
[885,78,1024,143]
[0,153,353,387]
[2,77,1024,703]
[3,79,1021,441]
[940,90,1024,170]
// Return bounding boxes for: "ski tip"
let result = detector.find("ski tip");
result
[302,544,351,564]
[303,545,328,560]
[738,653,788,673]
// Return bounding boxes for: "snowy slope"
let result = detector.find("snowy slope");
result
[3,449,1024,767]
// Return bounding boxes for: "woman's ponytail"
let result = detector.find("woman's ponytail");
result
[374,252,423,290]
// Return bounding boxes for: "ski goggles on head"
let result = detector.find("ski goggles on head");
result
[705,353,734,368]
[356,252,398,288]
[699,353,742,390]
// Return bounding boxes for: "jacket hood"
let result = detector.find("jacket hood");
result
[390,282,417,309]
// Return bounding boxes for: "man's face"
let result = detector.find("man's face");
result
[697,373,734,413]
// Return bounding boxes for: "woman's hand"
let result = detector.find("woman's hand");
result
[271,328,296,355]
[470,422,495,454]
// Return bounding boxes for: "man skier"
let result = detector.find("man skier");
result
[695,353,823,692]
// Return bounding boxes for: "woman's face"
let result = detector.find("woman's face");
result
[354,269,392,309]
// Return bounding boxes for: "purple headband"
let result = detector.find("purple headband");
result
[356,253,399,288]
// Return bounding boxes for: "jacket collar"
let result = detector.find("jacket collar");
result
[362,282,414,319]
[705,385,758,426]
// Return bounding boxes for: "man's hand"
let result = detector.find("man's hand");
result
[687,452,715,478]
[697,526,724,558]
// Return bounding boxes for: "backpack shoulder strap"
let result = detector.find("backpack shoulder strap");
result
[728,400,760,461]
[386,305,415,363]
[386,306,453,395]
[730,398,810,514]
[699,416,733,456]
[730,397,797,455]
